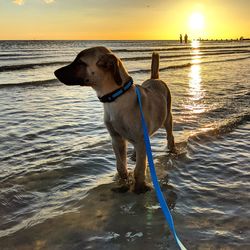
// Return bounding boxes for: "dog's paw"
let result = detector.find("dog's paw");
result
[111,184,130,193]
[133,182,152,194]
[168,145,177,154]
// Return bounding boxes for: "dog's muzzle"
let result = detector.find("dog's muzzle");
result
[54,65,85,86]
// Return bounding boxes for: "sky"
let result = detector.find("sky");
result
[0,0,249,40]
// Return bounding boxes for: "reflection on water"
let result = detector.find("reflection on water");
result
[191,40,200,49]
[187,41,205,114]
[189,63,202,101]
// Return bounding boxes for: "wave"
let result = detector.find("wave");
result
[0,55,57,62]
[190,112,250,141]
[113,45,250,53]
[1,49,249,73]
[131,63,192,74]
[131,56,250,74]
[0,53,43,58]
[0,79,59,88]
[1,56,249,88]
[213,56,250,63]
[174,111,250,154]
[122,49,250,61]
[0,61,70,72]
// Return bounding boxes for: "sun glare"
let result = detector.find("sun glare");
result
[189,12,205,31]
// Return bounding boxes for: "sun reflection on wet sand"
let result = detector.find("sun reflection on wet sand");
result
[186,41,205,114]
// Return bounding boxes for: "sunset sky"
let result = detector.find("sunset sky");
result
[0,0,249,40]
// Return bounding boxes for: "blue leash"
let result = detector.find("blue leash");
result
[135,86,187,250]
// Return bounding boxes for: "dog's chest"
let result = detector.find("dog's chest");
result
[104,104,135,140]
[104,106,124,131]
[104,105,117,122]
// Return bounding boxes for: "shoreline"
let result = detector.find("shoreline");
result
[0,180,182,250]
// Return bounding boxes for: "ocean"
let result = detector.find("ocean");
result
[0,40,249,249]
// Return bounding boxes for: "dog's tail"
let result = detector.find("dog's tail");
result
[151,52,160,79]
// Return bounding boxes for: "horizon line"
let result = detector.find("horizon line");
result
[1,38,250,41]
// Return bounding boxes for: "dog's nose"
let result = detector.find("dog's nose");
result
[54,67,66,83]
[54,67,69,84]
[54,69,60,79]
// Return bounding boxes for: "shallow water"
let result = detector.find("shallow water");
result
[0,40,250,249]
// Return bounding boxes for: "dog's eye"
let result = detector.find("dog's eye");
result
[77,60,87,66]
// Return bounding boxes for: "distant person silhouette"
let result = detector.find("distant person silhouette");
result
[184,34,188,43]
[180,34,183,43]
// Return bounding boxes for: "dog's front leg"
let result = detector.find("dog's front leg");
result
[133,141,152,194]
[111,135,128,179]
[110,134,130,193]
[105,121,128,180]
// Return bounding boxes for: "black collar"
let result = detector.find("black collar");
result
[98,78,133,103]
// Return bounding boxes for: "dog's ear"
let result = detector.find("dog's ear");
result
[96,53,122,85]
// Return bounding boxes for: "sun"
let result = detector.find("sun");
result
[189,12,205,31]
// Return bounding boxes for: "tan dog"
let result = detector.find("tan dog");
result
[54,46,175,193]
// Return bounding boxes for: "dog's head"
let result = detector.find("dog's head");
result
[54,46,123,87]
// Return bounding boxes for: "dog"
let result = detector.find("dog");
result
[54,46,175,194]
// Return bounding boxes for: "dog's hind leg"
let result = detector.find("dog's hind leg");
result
[133,141,152,194]
[164,111,176,153]
[163,85,176,153]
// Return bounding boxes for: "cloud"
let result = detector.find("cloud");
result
[13,0,25,5]
[12,0,55,5]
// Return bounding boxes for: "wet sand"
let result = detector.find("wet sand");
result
[1,183,170,249]
[2,173,249,250]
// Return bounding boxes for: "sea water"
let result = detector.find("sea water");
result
[0,40,249,249]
